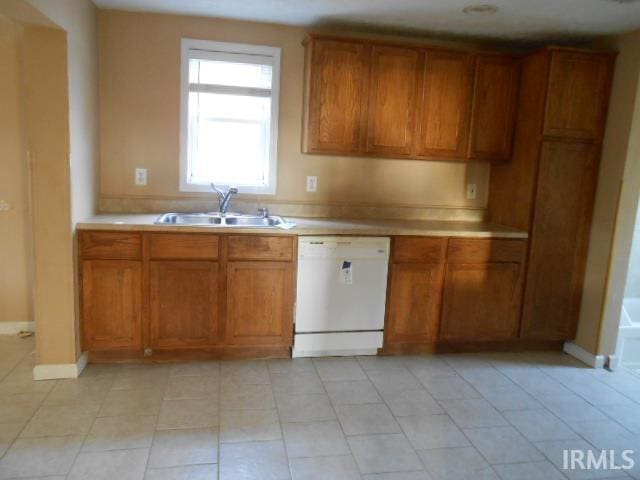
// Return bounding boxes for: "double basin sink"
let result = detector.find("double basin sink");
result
[155,212,295,229]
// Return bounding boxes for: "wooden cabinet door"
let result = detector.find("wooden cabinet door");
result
[304,39,368,154]
[82,260,142,350]
[150,261,220,348]
[521,141,599,340]
[386,263,444,344]
[226,261,294,346]
[366,45,421,156]
[544,50,613,141]
[440,263,523,341]
[417,51,474,158]
[468,55,520,161]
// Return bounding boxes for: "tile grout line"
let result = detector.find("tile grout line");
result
[6,346,640,479]
[312,357,365,477]
[403,356,504,478]
[506,357,640,453]
[0,341,60,464]
[437,355,550,478]
[446,353,627,478]
[358,356,442,476]
[269,360,296,480]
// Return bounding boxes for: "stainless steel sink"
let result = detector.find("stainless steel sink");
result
[155,213,294,229]
[155,213,223,225]
[224,216,284,227]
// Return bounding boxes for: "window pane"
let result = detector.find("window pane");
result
[189,58,272,89]
[196,91,270,121]
[188,91,271,186]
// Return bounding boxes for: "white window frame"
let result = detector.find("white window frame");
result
[179,38,281,195]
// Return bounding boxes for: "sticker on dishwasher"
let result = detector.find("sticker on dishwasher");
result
[340,261,353,284]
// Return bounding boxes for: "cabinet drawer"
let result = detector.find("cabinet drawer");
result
[393,237,446,263]
[79,232,141,260]
[227,236,294,261]
[150,234,219,260]
[447,238,526,264]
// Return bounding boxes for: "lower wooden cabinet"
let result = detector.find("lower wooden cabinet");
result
[383,236,526,352]
[79,232,295,359]
[385,262,444,345]
[149,260,220,348]
[520,141,599,340]
[81,259,142,350]
[80,231,532,359]
[226,261,294,346]
[439,262,523,341]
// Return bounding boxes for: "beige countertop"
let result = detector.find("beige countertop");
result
[77,214,528,239]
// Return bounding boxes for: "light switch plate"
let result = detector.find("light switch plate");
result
[466,183,477,200]
[0,200,10,211]
[306,176,318,192]
[135,168,147,186]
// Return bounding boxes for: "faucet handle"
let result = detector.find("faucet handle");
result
[258,207,269,218]
[210,183,224,199]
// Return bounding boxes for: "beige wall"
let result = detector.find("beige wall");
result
[97,10,490,214]
[26,0,99,224]
[574,30,640,355]
[0,16,32,325]
[593,33,640,358]
[25,0,100,364]
[624,205,640,298]
[22,25,77,364]
[1,0,99,368]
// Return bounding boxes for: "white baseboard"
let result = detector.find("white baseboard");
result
[33,351,88,380]
[606,355,620,370]
[563,341,606,369]
[0,321,35,335]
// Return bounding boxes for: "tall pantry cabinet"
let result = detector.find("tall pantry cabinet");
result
[488,47,615,342]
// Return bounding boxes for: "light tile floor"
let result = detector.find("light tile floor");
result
[2,335,640,479]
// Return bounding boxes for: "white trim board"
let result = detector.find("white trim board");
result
[0,321,35,335]
[33,352,88,380]
[179,38,281,196]
[563,341,606,369]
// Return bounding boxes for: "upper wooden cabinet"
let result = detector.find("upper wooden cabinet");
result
[543,50,614,141]
[302,35,520,162]
[488,47,615,343]
[417,51,474,158]
[366,46,421,156]
[302,38,368,154]
[468,55,520,162]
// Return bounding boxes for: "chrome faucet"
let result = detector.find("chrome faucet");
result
[210,183,238,214]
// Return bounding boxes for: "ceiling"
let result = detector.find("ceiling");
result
[92,0,640,42]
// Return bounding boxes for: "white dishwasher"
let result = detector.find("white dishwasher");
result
[293,236,390,357]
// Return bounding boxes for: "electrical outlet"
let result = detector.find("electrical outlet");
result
[306,176,318,192]
[466,183,477,200]
[0,200,10,211]
[135,168,147,186]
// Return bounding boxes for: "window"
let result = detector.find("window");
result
[180,39,281,194]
